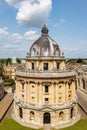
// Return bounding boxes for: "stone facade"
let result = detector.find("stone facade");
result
[3,64,16,80]
[0,77,4,100]
[14,26,79,129]
[77,71,87,92]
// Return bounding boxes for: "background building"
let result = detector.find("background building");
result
[0,77,4,100]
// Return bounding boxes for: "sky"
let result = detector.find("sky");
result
[0,0,87,58]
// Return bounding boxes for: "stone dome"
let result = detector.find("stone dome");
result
[29,25,61,57]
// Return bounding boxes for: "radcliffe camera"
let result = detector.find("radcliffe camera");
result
[0,1,87,130]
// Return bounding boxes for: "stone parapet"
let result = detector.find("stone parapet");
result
[26,56,65,60]
[16,70,76,78]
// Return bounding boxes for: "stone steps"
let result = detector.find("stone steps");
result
[44,124,51,130]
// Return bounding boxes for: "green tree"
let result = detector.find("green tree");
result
[6,58,12,65]
[4,79,15,86]
[0,59,5,64]
[0,63,4,76]
[76,58,83,63]
[16,58,21,64]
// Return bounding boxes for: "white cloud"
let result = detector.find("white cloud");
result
[5,0,52,27]
[3,44,15,49]
[68,48,80,51]
[12,33,22,40]
[53,18,65,28]
[62,47,66,50]
[0,28,9,35]
[5,0,23,8]
[11,33,22,43]
[24,30,39,40]
[4,27,8,30]
[0,25,40,45]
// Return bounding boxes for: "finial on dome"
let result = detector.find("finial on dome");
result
[41,24,49,35]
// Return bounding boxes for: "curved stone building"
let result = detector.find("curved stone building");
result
[14,25,79,129]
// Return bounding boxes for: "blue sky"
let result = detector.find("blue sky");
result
[0,0,87,58]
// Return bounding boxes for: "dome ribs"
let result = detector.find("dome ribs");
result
[29,25,62,57]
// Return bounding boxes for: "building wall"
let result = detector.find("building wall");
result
[25,59,65,71]
[0,81,4,100]
[14,58,78,128]
[14,101,78,127]
[77,72,87,91]
[3,64,16,79]
[15,77,76,106]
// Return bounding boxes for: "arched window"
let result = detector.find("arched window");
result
[31,85,35,93]
[32,63,34,70]
[45,86,49,93]
[44,113,50,124]
[32,85,34,88]
[58,93,62,103]
[59,111,64,120]
[22,83,24,90]
[71,107,76,118]
[68,91,72,100]
[82,78,85,90]
[30,111,35,120]
[59,85,62,89]
[32,97,35,102]
[44,63,48,70]
[58,96,62,102]
[57,63,59,70]
[78,79,80,87]
[71,107,74,118]
[19,107,23,118]
[68,94,71,98]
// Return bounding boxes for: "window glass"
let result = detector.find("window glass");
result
[45,86,49,92]
[45,98,49,102]
[44,63,48,70]
[32,63,34,70]
[57,63,59,69]
[19,107,23,118]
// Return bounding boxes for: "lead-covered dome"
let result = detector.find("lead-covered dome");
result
[29,25,62,57]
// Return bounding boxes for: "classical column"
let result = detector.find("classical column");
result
[53,61,57,71]
[36,61,39,71]
[25,81,28,103]
[71,81,75,99]
[28,82,31,103]
[51,83,54,104]
[39,82,43,105]
[18,80,22,99]
[62,83,66,103]
[56,83,58,104]
[27,82,30,103]
[65,82,68,102]
[35,82,38,104]
[54,83,56,104]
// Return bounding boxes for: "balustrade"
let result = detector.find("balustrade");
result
[16,70,76,78]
